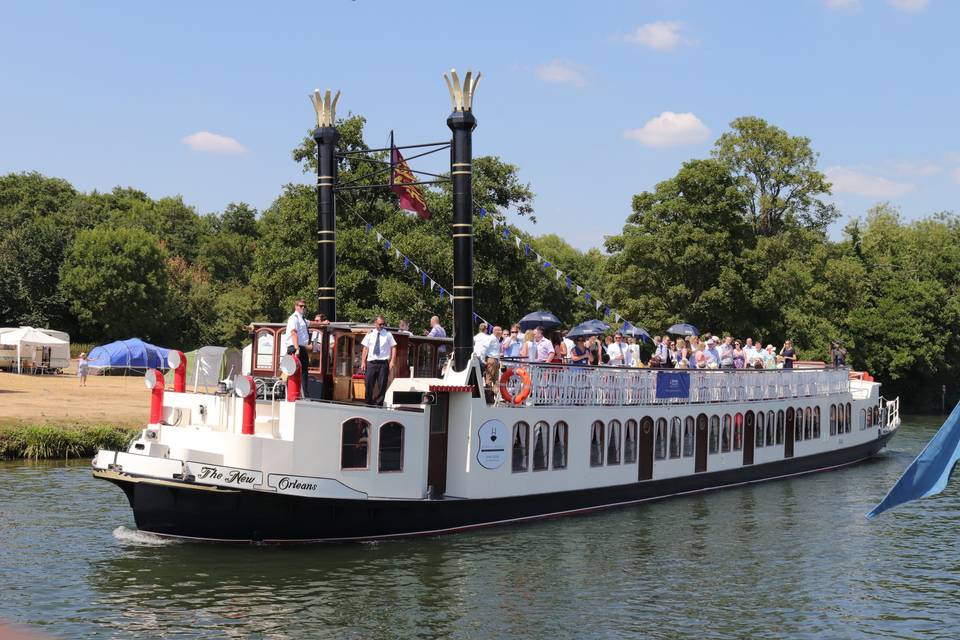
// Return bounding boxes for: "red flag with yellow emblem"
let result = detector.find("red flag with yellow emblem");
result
[390,145,430,220]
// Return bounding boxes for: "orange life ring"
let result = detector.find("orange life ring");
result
[499,367,532,405]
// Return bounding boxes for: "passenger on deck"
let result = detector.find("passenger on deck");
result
[569,336,591,366]
[521,326,555,363]
[780,340,796,369]
[830,342,847,368]
[473,322,501,390]
[501,324,523,358]
[607,333,632,367]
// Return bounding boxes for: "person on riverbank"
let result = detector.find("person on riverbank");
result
[77,352,89,387]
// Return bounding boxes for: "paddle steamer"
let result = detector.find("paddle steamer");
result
[93,72,901,542]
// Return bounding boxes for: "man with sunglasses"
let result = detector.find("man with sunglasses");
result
[360,315,396,406]
[283,298,310,397]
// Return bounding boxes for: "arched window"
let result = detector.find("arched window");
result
[734,413,745,451]
[721,415,732,453]
[624,419,638,464]
[415,343,435,377]
[791,407,801,441]
[709,415,720,454]
[866,407,873,429]
[804,407,812,440]
[341,418,370,469]
[552,421,568,469]
[654,418,667,460]
[532,421,549,471]
[776,410,785,445]
[860,409,866,431]
[813,407,821,438]
[845,403,852,433]
[608,420,622,464]
[590,420,605,467]
[255,329,276,370]
[512,421,529,472]
[683,417,695,457]
[873,406,880,427]
[767,411,775,446]
[756,411,765,448]
[830,404,837,436]
[378,422,404,472]
[669,418,681,458]
[838,404,845,433]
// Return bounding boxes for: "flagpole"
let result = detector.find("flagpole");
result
[389,130,395,188]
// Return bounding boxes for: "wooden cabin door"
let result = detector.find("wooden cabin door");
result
[427,394,450,496]
[638,417,654,481]
[784,408,795,458]
[743,411,755,465]
[695,413,708,473]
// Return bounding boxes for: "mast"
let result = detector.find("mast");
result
[444,70,481,372]
[310,89,340,321]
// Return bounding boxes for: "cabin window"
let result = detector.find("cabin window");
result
[721,415,732,453]
[767,411,775,446]
[813,407,821,438]
[804,407,812,440]
[624,420,638,464]
[608,420,622,464]
[512,421,529,472]
[341,418,370,469]
[590,420,605,467]
[378,422,404,472]
[416,343,435,378]
[873,406,880,427]
[837,404,845,433]
[865,407,872,429]
[791,407,801,441]
[652,418,666,460]
[756,411,765,448]
[532,421,549,471]
[845,403,852,434]
[669,418,681,459]
[552,421,568,469]
[709,415,720,454]
[335,336,353,377]
[830,405,837,436]
[255,329,275,369]
[734,413,744,451]
[860,409,866,431]
[776,410,785,445]
[683,417,695,457]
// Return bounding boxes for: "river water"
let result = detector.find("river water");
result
[1,416,958,639]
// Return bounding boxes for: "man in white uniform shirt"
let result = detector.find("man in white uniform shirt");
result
[283,298,310,397]
[607,332,632,367]
[473,323,502,393]
[360,315,396,406]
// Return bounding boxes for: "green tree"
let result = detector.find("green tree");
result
[59,226,170,341]
[713,116,837,236]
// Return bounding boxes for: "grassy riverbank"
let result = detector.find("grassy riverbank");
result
[0,422,138,460]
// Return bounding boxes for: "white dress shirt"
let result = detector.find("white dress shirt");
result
[606,341,632,366]
[283,311,309,351]
[361,329,396,361]
[474,332,500,360]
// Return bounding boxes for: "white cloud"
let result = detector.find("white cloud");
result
[824,0,861,10]
[534,60,587,88]
[892,161,941,176]
[623,21,686,51]
[181,131,248,154]
[624,112,711,147]
[826,166,915,198]
[888,0,929,11]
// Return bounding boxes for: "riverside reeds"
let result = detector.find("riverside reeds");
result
[0,423,138,460]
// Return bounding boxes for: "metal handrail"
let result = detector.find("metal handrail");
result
[495,360,851,408]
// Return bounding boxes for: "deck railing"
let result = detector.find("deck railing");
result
[496,360,851,407]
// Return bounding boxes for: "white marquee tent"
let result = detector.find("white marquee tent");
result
[0,327,69,373]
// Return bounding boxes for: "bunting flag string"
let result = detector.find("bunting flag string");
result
[477,206,648,341]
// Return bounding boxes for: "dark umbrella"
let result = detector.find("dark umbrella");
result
[518,311,562,332]
[567,319,610,338]
[667,323,700,336]
[621,324,651,342]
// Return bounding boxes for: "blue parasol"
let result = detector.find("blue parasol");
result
[667,323,700,336]
[621,324,651,342]
[567,319,610,338]
[518,311,562,332]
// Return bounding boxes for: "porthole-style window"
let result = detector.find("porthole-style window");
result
[830,404,837,436]
[721,415,732,453]
[624,419,638,464]
[845,403,852,434]
[767,411,776,446]
[378,422,404,472]
[552,421,568,469]
[709,415,720,454]
[608,420,622,465]
[776,410,785,445]
[733,413,744,451]
[813,407,821,438]
[654,418,667,460]
[590,420,605,467]
[512,421,529,472]
[756,411,765,448]
[804,407,812,440]
[532,421,549,471]
[683,417,695,457]
[341,418,371,469]
[669,418,681,459]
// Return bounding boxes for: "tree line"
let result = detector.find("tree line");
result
[1,116,956,410]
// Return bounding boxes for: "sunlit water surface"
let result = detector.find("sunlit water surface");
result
[1,417,958,639]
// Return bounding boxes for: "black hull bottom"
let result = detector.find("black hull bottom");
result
[103,432,894,542]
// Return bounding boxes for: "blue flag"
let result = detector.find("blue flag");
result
[867,401,960,518]
[385,239,391,250]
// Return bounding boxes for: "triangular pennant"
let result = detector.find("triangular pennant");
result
[403,256,409,269]
[439,287,446,298]
[395,248,401,259]
[576,285,583,295]
[430,280,436,290]
[376,232,382,242]
[420,271,427,284]
[584,292,590,302]
[524,244,531,256]
[595,300,601,310]
[604,307,611,317]
[542,261,551,269]
[504,227,510,238]
[478,207,487,218]
[615,314,622,323]
[385,239,391,250]
[555,269,562,280]
[365,223,371,234]
[565,277,572,289]
[515,236,522,249]
[622,321,630,332]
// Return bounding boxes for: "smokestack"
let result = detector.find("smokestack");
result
[444,70,481,372]
[310,89,341,321]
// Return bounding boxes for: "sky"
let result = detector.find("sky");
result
[1,0,958,251]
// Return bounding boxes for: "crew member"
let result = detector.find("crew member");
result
[283,298,310,398]
[360,315,396,406]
